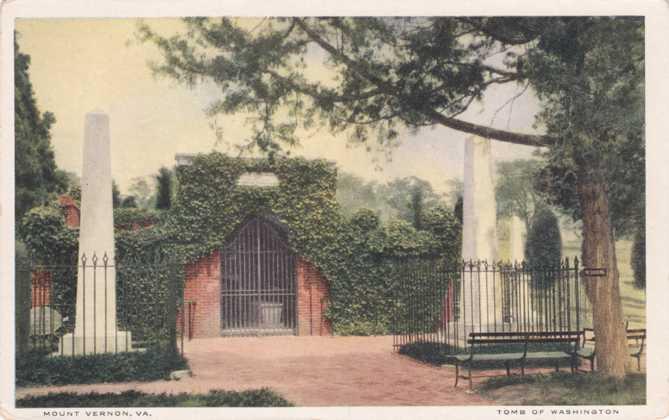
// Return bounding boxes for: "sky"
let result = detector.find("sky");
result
[15,18,542,197]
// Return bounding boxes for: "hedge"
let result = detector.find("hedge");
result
[16,346,187,387]
[17,388,293,407]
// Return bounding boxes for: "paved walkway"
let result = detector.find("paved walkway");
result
[17,336,493,406]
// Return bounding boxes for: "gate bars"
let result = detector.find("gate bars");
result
[220,217,297,336]
[16,253,186,357]
[391,257,590,353]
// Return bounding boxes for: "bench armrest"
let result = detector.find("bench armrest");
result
[634,335,645,356]
[522,335,529,358]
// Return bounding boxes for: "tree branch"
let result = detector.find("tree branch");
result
[294,18,551,148]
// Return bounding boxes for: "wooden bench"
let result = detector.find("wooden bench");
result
[453,331,582,389]
[627,328,646,371]
[576,327,646,372]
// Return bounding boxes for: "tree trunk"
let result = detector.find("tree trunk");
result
[577,179,629,378]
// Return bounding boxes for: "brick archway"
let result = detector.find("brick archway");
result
[220,217,297,335]
[179,220,332,338]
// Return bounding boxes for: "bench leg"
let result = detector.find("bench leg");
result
[505,362,510,376]
[590,358,595,372]
[555,362,559,373]
[521,362,525,376]
[454,364,459,387]
[468,365,473,390]
[637,356,641,372]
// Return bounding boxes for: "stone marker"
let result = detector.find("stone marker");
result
[30,306,62,336]
[58,112,132,355]
[509,215,525,262]
[169,369,192,381]
[459,135,502,331]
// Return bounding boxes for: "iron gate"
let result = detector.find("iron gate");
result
[220,217,297,335]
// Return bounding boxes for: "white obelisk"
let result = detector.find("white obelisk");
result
[459,136,501,331]
[58,112,132,355]
[509,215,525,262]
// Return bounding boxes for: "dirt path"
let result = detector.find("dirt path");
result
[17,336,493,406]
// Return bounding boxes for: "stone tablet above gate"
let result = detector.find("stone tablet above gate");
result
[237,172,280,187]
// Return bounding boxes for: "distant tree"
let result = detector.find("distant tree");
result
[64,171,81,201]
[496,159,546,232]
[445,178,464,206]
[15,37,67,222]
[128,177,153,209]
[422,204,461,260]
[68,185,81,202]
[383,177,441,228]
[121,196,138,208]
[410,185,424,230]
[336,172,388,218]
[155,167,173,210]
[112,181,121,209]
[525,208,562,271]
[453,195,463,225]
[445,178,463,225]
[631,227,645,289]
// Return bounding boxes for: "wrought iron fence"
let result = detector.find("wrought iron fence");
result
[391,257,591,353]
[16,253,186,357]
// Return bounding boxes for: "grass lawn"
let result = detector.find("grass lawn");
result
[562,239,646,328]
[16,389,293,408]
[479,372,645,405]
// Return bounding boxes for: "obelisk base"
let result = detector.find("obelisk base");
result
[54,331,133,356]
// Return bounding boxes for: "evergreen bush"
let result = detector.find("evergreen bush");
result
[525,208,562,291]
[17,388,292,407]
[16,346,187,387]
[525,208,562,269]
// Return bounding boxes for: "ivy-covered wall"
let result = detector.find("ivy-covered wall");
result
[20,152,461,335]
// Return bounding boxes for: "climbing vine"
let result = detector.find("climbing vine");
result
[20,152,461,334]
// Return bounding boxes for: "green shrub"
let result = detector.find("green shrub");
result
[155,167,174,210]
[631,227,645,289]
[114,207,161,228]
[398,341,453,365]
[525,208,562,297]
[16,346,187,387]
[17,388,293,407]
[334,320,388,336]
[349,208,379,232]
[422,204,462,256]
[525,208,562,270]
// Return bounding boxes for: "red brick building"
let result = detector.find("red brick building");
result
[44,192,333,339]
[36,155,335,339]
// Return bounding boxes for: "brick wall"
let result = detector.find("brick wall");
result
[31,195,79,308]
[180,252,332,338]
[179,250,222,338]
[31,271,52,307]
[58,195,80,228]
[296,258,332,336]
